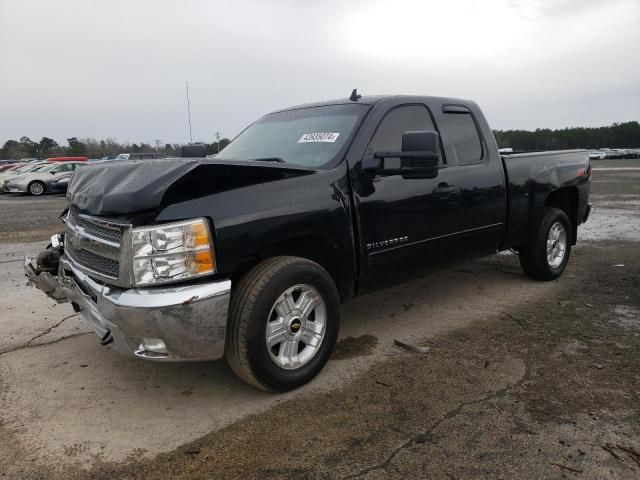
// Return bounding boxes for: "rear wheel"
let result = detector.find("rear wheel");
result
[225,256,340,392]
[28,181,45,196]
[519,207,571,281]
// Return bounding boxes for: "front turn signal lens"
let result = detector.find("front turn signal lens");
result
[194,250,215,273]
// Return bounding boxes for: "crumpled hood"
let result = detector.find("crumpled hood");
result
[67,158,314,216]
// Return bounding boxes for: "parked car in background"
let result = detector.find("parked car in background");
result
[0,161,50,190]
[49,172,74,194]
[46,156,88,162]
[587,149,606,160]
[597,148,638,159]
[618,149,640,159]
[3,161,86,196]
[0,163,26,172]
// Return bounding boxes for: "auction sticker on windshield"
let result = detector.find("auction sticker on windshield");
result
[298,132,340,143]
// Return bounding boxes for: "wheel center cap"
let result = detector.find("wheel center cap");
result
[289,317,302,334]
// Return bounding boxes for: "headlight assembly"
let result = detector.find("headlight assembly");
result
[131,218,216,286]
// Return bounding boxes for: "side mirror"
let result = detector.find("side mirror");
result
[364,131,441,179]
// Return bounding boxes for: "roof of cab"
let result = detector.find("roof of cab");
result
[271,95,474,113]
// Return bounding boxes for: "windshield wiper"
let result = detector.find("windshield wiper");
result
[248,157,285,163]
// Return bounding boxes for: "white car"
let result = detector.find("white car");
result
[3,162,86,196]
[0,162,51,191]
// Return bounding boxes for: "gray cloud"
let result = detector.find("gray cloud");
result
[0,0,638,146]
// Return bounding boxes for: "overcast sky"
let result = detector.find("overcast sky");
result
[1,0,638,146]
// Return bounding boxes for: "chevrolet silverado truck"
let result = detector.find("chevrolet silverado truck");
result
[25,94,592,392]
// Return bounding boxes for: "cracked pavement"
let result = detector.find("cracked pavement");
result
[1,162,639,479]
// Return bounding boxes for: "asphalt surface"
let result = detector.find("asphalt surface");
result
[0,159,639,479]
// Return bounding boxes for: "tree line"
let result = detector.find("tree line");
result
[0,136,231,160]
[493,121,639,151]
[2,121,639,160]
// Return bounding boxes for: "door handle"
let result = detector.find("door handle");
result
[433,184,457,196]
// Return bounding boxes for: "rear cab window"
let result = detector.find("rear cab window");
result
[440,107,484,165]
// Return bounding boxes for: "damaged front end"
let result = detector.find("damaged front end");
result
[24,233,69,303]
[24,230,232,362]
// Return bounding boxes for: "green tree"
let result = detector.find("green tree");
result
[0,140,20,159]
[38,137,58,159]
[19,136,38,157]
[67,137,86,156]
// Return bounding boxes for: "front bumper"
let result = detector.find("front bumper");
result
[25,255,231,361]
[4,181,27,193]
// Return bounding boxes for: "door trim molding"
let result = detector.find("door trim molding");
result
[368,222,503,256]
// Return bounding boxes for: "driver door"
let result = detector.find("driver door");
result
[354,104,465,293]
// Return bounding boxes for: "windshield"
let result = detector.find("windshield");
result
[219,104,368,168]
[37,164,59,173]
[14,164,44,174]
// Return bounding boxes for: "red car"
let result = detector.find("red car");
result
[46,156,88,162]
[0,163,26,172]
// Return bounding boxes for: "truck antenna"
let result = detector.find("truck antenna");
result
[186,81,193,144]
[349,88,361,101]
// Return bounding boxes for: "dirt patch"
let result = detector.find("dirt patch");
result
[3,243,638,480]
[333,335,379,360]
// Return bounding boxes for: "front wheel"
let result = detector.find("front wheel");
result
[28,181,46,196]
[225,256,340,392]
[519,207,572,281]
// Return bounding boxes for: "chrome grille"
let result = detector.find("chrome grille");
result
[64,210,130,284]
[68,210,122,243]
[65,241,120,277]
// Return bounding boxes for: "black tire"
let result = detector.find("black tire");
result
[225,256,340,392]
[519,207,572,281]
[28,181,46,196]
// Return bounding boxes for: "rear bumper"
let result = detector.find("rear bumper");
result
[25,255,231,361]
[583,203,592,223]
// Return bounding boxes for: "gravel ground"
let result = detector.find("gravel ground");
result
[0,161,639,479]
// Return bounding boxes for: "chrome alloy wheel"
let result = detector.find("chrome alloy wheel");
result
[546,221,567,268]
[265,284,327,370]
[29,182,44,196]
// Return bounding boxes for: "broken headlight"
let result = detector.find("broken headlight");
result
[131,218,216,286]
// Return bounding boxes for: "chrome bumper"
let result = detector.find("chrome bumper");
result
[25,255,231,361]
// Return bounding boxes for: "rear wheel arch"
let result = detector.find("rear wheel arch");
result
[544,187,578,245]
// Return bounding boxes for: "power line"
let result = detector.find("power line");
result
[186,81,193,144]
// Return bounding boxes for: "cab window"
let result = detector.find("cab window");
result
[441,112,483,165]
[367,105,440,168]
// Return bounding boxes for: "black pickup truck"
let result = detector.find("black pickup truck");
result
[25,94,591,392]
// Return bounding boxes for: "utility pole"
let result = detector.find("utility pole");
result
[186,81,193,144]
[154,139,161,151]
[215,131,221,153]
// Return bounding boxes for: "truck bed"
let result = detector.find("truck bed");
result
[501,149,590,249]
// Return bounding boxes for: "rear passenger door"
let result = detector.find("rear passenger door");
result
[438,105,506,258]
[355,104,466,293]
